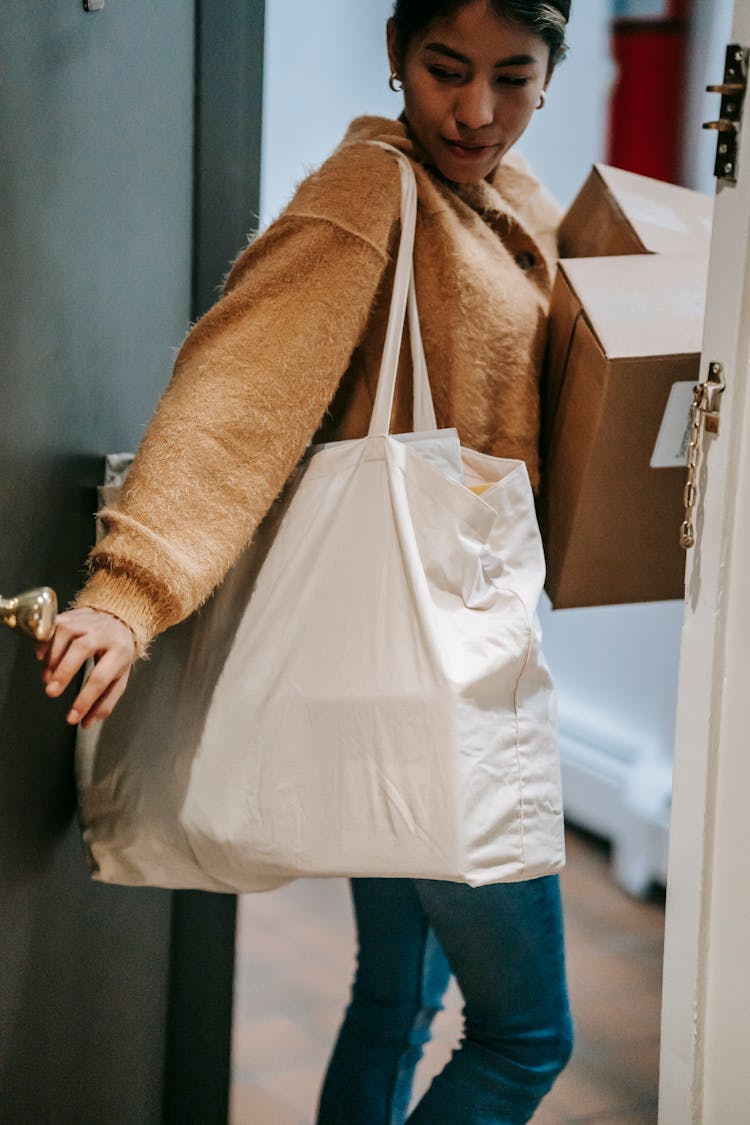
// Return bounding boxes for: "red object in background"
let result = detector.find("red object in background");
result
[607,0,692,184]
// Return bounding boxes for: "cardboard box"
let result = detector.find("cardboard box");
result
[541,252,709,608]
[558,164,713,259]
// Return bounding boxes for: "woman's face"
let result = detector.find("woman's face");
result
[388,1,551,184]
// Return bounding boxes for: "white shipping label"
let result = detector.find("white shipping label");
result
[650,382,695,469]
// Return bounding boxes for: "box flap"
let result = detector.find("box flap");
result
[558,164,714,259]
[593,164,713,255]
[558,254,708,359]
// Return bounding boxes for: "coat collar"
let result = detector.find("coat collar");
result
[341,116,555,289]
[342,114,533,210]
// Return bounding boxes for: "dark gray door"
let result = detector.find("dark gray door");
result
[0,2,263,1121]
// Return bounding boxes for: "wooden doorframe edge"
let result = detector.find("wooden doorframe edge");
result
[163,3,266,1122]
[192,0,266,322]
[659,6,750,1123]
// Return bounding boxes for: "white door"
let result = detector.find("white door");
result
[659,3,750,1123]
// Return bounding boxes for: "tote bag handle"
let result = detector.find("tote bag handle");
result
[365,142,438,437]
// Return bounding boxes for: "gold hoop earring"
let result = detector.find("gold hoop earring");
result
[536,90,547,110]
[389,72,403,93]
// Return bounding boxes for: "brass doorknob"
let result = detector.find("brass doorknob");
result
[0,587,57,642]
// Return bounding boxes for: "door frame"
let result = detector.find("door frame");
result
[163,3,265,1122]
[659,2,750,1121]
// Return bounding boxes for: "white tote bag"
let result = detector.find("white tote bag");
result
[76,144,564,892]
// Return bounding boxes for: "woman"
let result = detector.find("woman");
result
[41,1,575,1120]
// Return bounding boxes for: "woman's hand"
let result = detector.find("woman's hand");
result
[37,608,136,729]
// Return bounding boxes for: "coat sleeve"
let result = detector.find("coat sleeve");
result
[74,149,401,656]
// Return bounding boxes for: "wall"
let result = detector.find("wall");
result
[516,0,613,205]
[261,0,394,226]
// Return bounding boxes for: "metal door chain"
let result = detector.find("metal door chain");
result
[680,362,725,550]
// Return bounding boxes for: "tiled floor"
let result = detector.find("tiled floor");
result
[231,827,665,1124]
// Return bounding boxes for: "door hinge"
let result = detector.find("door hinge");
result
[703,44,749,184]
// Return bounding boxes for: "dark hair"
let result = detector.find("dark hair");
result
[391,1,570,65]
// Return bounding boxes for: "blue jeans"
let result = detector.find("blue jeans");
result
[316,875,573,1125]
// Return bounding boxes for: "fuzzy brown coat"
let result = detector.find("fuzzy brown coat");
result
[75,116,561,657]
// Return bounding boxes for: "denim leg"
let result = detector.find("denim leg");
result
[316,878,452,1125]
[407,875,574,1125]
